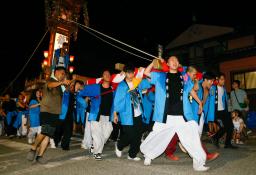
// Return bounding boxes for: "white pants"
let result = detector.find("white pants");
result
[17,115,27,136]
[27,126,41,144]
[82,113,93,149]
[91,115,113,154]
[198,113,205,137]
[140,115,206,168]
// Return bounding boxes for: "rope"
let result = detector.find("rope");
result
[67,19,158,60]
[78,25,152,61]
[1,29,49,95]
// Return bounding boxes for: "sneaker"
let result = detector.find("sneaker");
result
[207,152,219,161]
[166,154,179,161]
[128,156,141,161]
[26,149,36,161]
[49,139,56,148]
[247,130,252,135]
[94,154,102,161]
[28,138,33,144]
[237,141,244,145]
[194,165,210,171]
[144,157,151,166]
[115,143,122,158]
[36,156,48,164]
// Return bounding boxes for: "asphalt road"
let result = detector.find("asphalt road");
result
[1,134,256,175]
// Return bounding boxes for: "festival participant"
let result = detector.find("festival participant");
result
[140,56,209,171]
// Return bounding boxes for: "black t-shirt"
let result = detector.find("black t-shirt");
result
[99,85,113,116]
[2,100,16,112]
[166,73,183,115]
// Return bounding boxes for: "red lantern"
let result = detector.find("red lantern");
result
[43,51,49,58]
[69,55,74,62]
[69,66,74,73]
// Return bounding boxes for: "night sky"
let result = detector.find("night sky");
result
[1,0,256,95]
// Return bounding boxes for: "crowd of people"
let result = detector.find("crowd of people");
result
[0,55,251,172]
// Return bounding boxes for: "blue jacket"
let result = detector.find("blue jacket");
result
[183,75,197,121]
[76,94,88,124]
[113,79,151,125]
[150,71,190,123]
[29,99,40,127]
[78,84,114,122]
[141,91,155,124]
[13,110,28,129]
[59,91,70,120]
[206,85,228,122]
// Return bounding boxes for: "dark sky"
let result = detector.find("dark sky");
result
[1,0,256,95]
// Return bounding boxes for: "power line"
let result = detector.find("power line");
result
[67,19,158,60]
[1,29,49,95]
[78,25,152,61]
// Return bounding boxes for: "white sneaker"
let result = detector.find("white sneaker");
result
[144,157,151,166]
[128,156,141,161]
[194,165,210,171]
[50,139,56,149]
[28,138,33,144]
[115,143,122,158]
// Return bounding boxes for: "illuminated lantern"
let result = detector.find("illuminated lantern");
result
[44,51,49,58]
[69,66,74,73]
[69,55,74,62]
[43,59,48,66]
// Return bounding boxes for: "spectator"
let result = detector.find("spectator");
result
[231,110,246,144]
[230,80,249,122]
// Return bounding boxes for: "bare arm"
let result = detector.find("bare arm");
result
[190,89,203,114]
[144,61,154,77]
[113,111,119,124]
[47,79,71,88]
[29,103,40,109]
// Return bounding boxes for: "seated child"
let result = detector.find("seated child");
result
[232,110,246,144]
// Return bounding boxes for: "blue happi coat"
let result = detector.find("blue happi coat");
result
[13,110,28,129]
[150,70,193,123]
[141,90,155,124]
[205,85,228,123]
[59,91,70,120]
[78,84,113,122]
[113,79,151,125]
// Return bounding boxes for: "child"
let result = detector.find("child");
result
[232,110,246,144]
[27,89,41,144]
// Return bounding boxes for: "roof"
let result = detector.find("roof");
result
[166,24,234,49]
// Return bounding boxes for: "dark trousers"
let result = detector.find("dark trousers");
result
[110,122,121,141]
[4,116,16,136]
[214,110,234,146]
[117,116,143,158]
[54,115,73,149]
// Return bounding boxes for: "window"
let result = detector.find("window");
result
[232,70,256,90]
